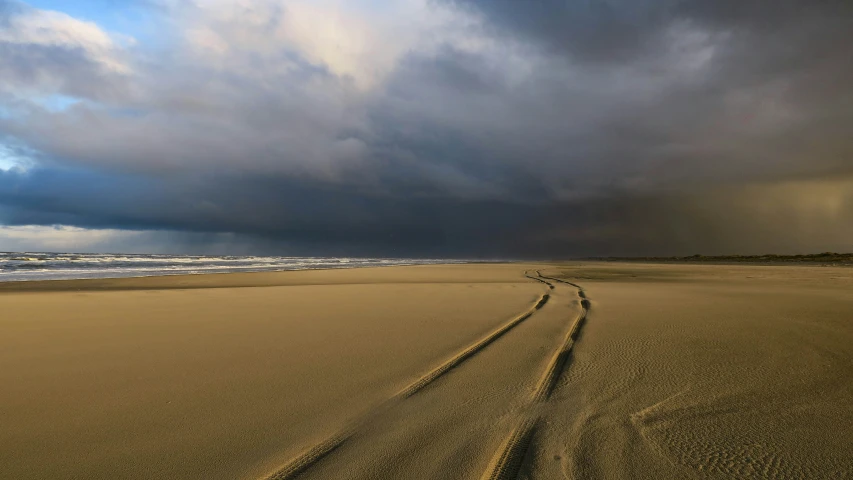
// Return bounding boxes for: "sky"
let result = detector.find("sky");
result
[1,0,852,257]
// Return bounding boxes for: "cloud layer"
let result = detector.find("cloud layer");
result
[1,0,852,256]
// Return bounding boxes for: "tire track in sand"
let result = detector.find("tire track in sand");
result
[536,271,586,295]
[261,286,551,480]
[525,272,555,290]
[265,430,352,480]
[397,292,549,398]
[531,275,590,402]
[480,417,538,480]
[479,271,590,480]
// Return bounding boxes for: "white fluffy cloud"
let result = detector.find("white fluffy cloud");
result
[0,4,132,99]
[176,0,479,88]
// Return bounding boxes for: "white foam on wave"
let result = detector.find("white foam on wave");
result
[0,252,467,282]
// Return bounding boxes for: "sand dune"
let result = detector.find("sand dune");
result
[2,263,852,479]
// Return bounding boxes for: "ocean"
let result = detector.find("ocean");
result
[0,252,464,282]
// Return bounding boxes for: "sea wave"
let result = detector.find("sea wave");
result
[0,252,465,282]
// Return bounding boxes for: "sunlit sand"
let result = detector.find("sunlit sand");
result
[2,263,851,479]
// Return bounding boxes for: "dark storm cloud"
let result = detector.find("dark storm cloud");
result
[0,164,539,256]
[4,162,852,257]
[442,0,678,64]
[444,0,852,64]
[1,0,853,255]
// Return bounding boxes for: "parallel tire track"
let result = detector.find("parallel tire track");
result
[261,285,551,480]
[397,293,549,398]
[525,273,555,290]
[531,272,590,402]
[536,271,585,293]
[480,417,538,480]
[479,271,590,480]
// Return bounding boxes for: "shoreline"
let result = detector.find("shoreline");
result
[4,254,849,287]
[4,258,849,293]
[0,261,519,293]
[0,253,492,285]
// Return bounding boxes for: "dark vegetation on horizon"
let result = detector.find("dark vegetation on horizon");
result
[593,252,853,265]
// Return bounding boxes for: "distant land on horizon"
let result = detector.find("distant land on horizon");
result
[593,252,853,265]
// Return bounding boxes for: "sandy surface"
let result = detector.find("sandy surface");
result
[1,263,852,479]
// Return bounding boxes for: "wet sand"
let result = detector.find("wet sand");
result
[1,263,851,479]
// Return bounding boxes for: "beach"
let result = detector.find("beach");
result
[2,263,852,479]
